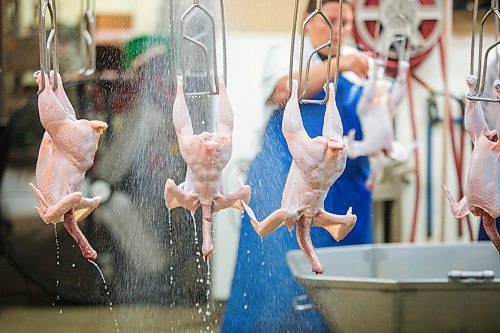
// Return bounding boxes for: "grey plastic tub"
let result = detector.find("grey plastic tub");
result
[287,242,500,333]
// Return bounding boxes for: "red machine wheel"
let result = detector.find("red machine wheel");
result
[354,0,444,72]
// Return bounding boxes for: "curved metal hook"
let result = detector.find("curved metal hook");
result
[180,0,227,96]
[289,0,344,104]
[79,0,96,76]
[38,0,59,92]
[469,0,500,102]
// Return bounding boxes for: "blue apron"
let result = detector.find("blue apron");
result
[478,218,500,241]
[221,75,372,332]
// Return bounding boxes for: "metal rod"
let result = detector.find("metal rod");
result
[79,0,96,75]
[169,0,176,78]
[288,0,300,96]
[38,0,59,92]
[495,0,500,80]
[220,0,227,86]
[470,0,479,75]
[334,0,343,94]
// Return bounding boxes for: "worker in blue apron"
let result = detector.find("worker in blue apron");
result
[221,1,371,331]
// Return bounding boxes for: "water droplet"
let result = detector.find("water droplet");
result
[59,309,63,314]
[246,250,250,254]
[243,293,247,297]
[244,305,248,310]
[71,264,76,268]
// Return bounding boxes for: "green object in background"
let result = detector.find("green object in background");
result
[122,34,173,71]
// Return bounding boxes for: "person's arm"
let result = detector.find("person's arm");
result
[270,52,369,107]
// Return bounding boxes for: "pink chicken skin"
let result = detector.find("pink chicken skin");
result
[164,78,251,260]
[242,80,357,274]
[345,58,414,189]
[442,75,500,254]
[30,71,108,261]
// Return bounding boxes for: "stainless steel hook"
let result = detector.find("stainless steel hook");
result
[179,0,227,96]
[79,0,96,76]
[289,0,343,104]
[468,0,500,102]
[38,0,59,92]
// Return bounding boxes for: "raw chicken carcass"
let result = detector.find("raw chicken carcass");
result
[164,78,250,260]
[345,58,414,189]
[242,80,357,274]
[442,75,500,253]
[29,71,108,261]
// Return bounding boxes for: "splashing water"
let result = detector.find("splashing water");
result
[52,224,62,313]
[88,260,120,333]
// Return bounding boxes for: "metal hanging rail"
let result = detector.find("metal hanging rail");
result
[289,0,343,104]
[37,0,59,92]
[468,0,500,102]
[79,0,96,76]
[178,0,227,96]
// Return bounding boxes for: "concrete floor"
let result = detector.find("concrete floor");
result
[0,305,222,333]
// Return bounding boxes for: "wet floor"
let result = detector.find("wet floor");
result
[0,305,223,333]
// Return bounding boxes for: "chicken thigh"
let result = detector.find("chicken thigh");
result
[30,71,108,260]
[164,78,250,260]
[345,58,414,189]
[242,80,357,274]
[442,75,499,253]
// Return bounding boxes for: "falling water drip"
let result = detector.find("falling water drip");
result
[88,260,120,332]
[261,237,265,266]
[53,224,61,312]
[54,224,60,267]
[202,260,214,332]
[191,212,198,241]
[168,208,173,247]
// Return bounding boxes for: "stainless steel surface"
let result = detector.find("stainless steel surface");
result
[287,242,500,333]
